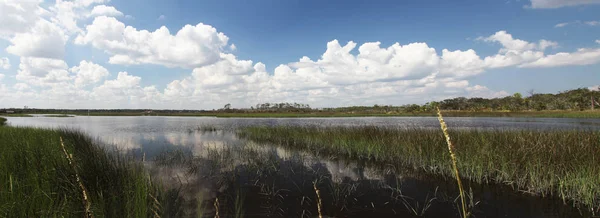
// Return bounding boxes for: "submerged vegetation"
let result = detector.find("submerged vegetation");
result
[0,126,168,217]
[237,125,600,213]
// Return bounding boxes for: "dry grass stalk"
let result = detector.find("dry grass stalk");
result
[60,137,94,218]
[436,108,468,218]
[214,197,220,218]
[313,182,323,218]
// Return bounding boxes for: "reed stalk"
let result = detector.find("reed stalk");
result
[60,137,94,218]
[313,182,323,218]
[214,197,220,218]
[436,107,467,218]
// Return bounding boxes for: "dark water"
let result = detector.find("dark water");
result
[5,116,597,217]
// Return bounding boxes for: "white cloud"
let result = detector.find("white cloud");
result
[48,0,109,34]
[88,5,123,17]
[554,22,569,28]
[0,74,4,81]
[0,0,48,39]
[585,21,600,26]
[16,57,71,87]
[70,60,110,86]
[90,72,161,107]
[0,57,10,70]
[6,19,67,59]
[0,1,598,109]
[528,0,600,8]
[157,15,166,20]
[480,31,556,52]
[13,83,30,91]
[596,39,600,44]
[75,16,230,68]
[520,48,600,67]
[588,85,599,91]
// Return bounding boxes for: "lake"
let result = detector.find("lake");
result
[4,115,597,217]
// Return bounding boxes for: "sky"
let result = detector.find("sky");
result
[0,0,599,109]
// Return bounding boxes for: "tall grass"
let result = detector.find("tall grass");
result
[437,108,467,218]
[0,117,6,125]
[237,126,600,212]
[0,126,166,217]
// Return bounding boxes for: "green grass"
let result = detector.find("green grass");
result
[0,117,6,125]
[0,126,169,217]
[237,126,600,211]
[0,114,33,117]
[43,114,75,117]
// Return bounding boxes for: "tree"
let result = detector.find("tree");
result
[223,103,231,110]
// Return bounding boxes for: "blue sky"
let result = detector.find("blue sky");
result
[0,0,599,109]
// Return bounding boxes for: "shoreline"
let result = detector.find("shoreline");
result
[3,110,600,118]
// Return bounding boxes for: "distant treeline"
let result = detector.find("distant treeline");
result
[321,87,600,113]
[2,87,598,115]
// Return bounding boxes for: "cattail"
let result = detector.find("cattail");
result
[436,108,468,218]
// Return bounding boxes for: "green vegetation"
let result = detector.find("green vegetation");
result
[0,117,6,125]
[0,113,33,117]
[237,126,600,211]
[0,126,169,217]
[43,114,75,117]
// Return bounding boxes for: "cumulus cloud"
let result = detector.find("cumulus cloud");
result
[70,60,110,86]
[520,48,600,67]
[528,0,600,8]
[1,1,599,109]
[0,74,4,81]
[48,0,109,34]
[13,83,30,91]
[88,5,123,17]
[91,72,161,107]
[6,19,67,59]
[75,16,230,68]
[16,57,71,87]
[0,0,48,39]
[0,57,10,70]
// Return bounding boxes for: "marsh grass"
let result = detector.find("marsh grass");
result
[237,126,600,212]
[0,126,167,217]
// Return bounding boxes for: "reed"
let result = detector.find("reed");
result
[437,107,467,218]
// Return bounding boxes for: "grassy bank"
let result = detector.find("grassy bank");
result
[237,126,600,211]
[0,126,168,217]
[0,117,6,125]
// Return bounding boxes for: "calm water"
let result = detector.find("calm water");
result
[6,116,600,155]
[6,115,600,154]
[5,116,596,217]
